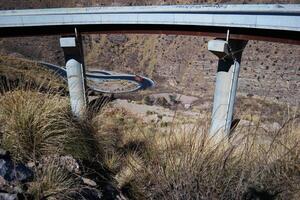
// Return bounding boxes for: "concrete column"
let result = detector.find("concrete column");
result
[60,36,87,118]
[209,39,247,136]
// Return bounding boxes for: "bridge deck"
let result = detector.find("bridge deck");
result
[0,4,300,43]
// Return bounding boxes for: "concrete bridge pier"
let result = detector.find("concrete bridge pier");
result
[60,35,87,118]
[209,39,248,136]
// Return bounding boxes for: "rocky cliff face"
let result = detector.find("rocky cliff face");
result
[0,0,299,105]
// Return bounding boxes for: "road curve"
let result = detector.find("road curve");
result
[39,62,155,94]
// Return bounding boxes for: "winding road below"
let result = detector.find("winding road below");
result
[39,62,155,94]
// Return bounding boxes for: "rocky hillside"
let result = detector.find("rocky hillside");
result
[0,0,299,106]
[82,34,300,105]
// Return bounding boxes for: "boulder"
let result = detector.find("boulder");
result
[0,156,33,183]
[0,158,14,181]
[60,155,80,174]
[14,164,33,182]
[0,193,18,200]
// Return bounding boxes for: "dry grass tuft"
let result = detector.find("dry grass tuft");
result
[145,126,299,199]
[0,56,299,199]
[0,90,96,162]
[28,158,82,200]
[94,106,300,200]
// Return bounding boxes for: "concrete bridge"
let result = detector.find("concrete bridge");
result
[1,4,300,136]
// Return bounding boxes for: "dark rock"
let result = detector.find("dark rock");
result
[102,184,120,200]
[243,187,280,200]
[0,159,33,183]
[0,193,18,200]
[14,164,33,182]
[0,159,14,182]
[247,93,254,97]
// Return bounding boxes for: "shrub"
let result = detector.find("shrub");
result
[0,90,95,162]
[28,158,81,199]
[94,107,300,200]
[135,118,300,199]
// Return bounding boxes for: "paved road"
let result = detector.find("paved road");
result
[39,62,155,93]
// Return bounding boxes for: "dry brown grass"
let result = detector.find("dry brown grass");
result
[0,56,299,199]
[0,90,98,162]
[2,88,298,199]
[94,105,300,200]
[0,56,122,199]
[28,158,82,200]
[146,127,299,199]
[0,55,66,93]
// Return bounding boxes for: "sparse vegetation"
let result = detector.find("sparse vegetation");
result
[28,158,82,200]
[0,57,117,199]
[94,105,300,200]
[0,56,299,200]
[0,55,67,97]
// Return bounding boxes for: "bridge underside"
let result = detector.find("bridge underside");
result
[0,4,299,137]
[1,24,300,45]
[1,23,299,135]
